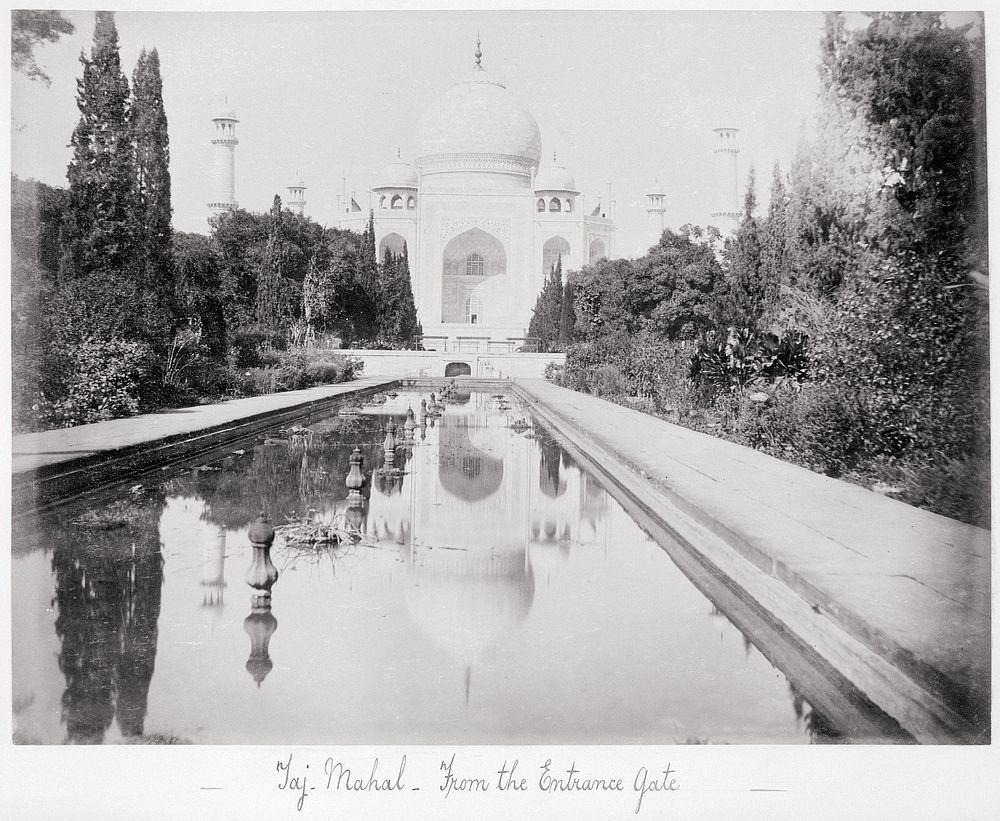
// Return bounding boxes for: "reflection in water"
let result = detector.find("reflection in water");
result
[13,388,862,745]
[51,496,165,743]
[201,526,227,607]
[244,609,278,687]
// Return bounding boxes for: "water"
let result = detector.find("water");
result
[12,387,847,745]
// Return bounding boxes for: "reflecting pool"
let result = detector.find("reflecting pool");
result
[13,388,848,744]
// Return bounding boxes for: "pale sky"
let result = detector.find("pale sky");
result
[14,9,832,256]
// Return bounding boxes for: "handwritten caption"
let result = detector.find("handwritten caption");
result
[276,752,679,814]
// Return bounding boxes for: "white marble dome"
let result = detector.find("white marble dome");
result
[416,68,542,166]
[534,158,579,193]
[373,156,418,190]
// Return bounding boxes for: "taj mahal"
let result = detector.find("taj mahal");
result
[339,39,615,352]
[208,40,743,352]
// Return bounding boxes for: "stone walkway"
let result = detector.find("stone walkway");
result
[515,378,991,742]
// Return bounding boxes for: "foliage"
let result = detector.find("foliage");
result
[42,338,152,427]
[256,195,287,322]
[720,168,779,330]
[129,47,174,346]
[11,10,74,84]
[690,328,809,392]
[528,255,564,351]
[172,231,227,356]
[60,12,137,283]
[376,243,419,346]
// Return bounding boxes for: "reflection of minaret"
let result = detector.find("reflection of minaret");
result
[710,126,742,230]
[201,526,227,607]
[208,97,239,221]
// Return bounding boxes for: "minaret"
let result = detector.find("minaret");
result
[208,98,239,220]
[710,126,741,228]
[645,178,666,240]
[287,173,306,217]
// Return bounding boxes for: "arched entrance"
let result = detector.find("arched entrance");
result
[378,232,406,259]
[441,228,506,324]
[588,238,607,264]
[542,235,570,276]
[445,361,472,377]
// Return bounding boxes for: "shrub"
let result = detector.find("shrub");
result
[43,337,152,427]
[591,364,628,398]
[229,324,287,368]
[543,361,564,384]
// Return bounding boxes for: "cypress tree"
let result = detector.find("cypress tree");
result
[377,245,397,341]
[60,11,136,282]
[394,242,419,346]
[256,195,285,322]
[130,47,174,342]
[559,276,576,344]
[757,162,788,318]
[528,256,564,352]
[354,210,379,340]
[723,167,767,329]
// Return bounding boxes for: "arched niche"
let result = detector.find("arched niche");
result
[588,238,607,264]
[542,235,570,276]
[445,361,472,377]
[390,194,403,209]
[441,228,506,324]
[379,232,406,259]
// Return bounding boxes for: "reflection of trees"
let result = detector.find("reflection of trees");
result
[50,494,165,744]
[185,417,391,528]
[787,681,843,744]
[536,429,566,499]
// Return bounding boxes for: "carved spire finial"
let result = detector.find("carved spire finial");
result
[475,34,482,69]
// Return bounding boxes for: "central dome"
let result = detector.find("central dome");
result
[416,67,542,167]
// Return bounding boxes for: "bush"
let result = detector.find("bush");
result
[729,380,867,478]
[543,361,564,384]
[42,337,152,427]
[229,324,287,368]
[591,364,628,398]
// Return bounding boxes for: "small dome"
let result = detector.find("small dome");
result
[534,157,579,193]
[212,94,238,121]
[416,64,541,166]
[373,156,418,190]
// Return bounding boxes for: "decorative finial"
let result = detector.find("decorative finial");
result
[553,151,557,163]
[475,34,482,69]
[397,146,401,159]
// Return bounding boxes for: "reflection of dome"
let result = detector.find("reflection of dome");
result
[405,550,534,664]
[438,420,504,503]
[373,156,418,190]
[417,62,541,166]
[535,159,579,193]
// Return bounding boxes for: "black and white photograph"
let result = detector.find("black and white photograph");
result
[4,3,996,817]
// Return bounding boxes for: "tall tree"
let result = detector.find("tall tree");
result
[60,11,136,283]
[760,163,788,283]
[559,277,576,344]
[11,10,74,84]
[528,256,564,352]
[352,211,380,340]
[391,243,420,346]
[722,168,769,329]
[130,48,175,343]
[256,196,285,322]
